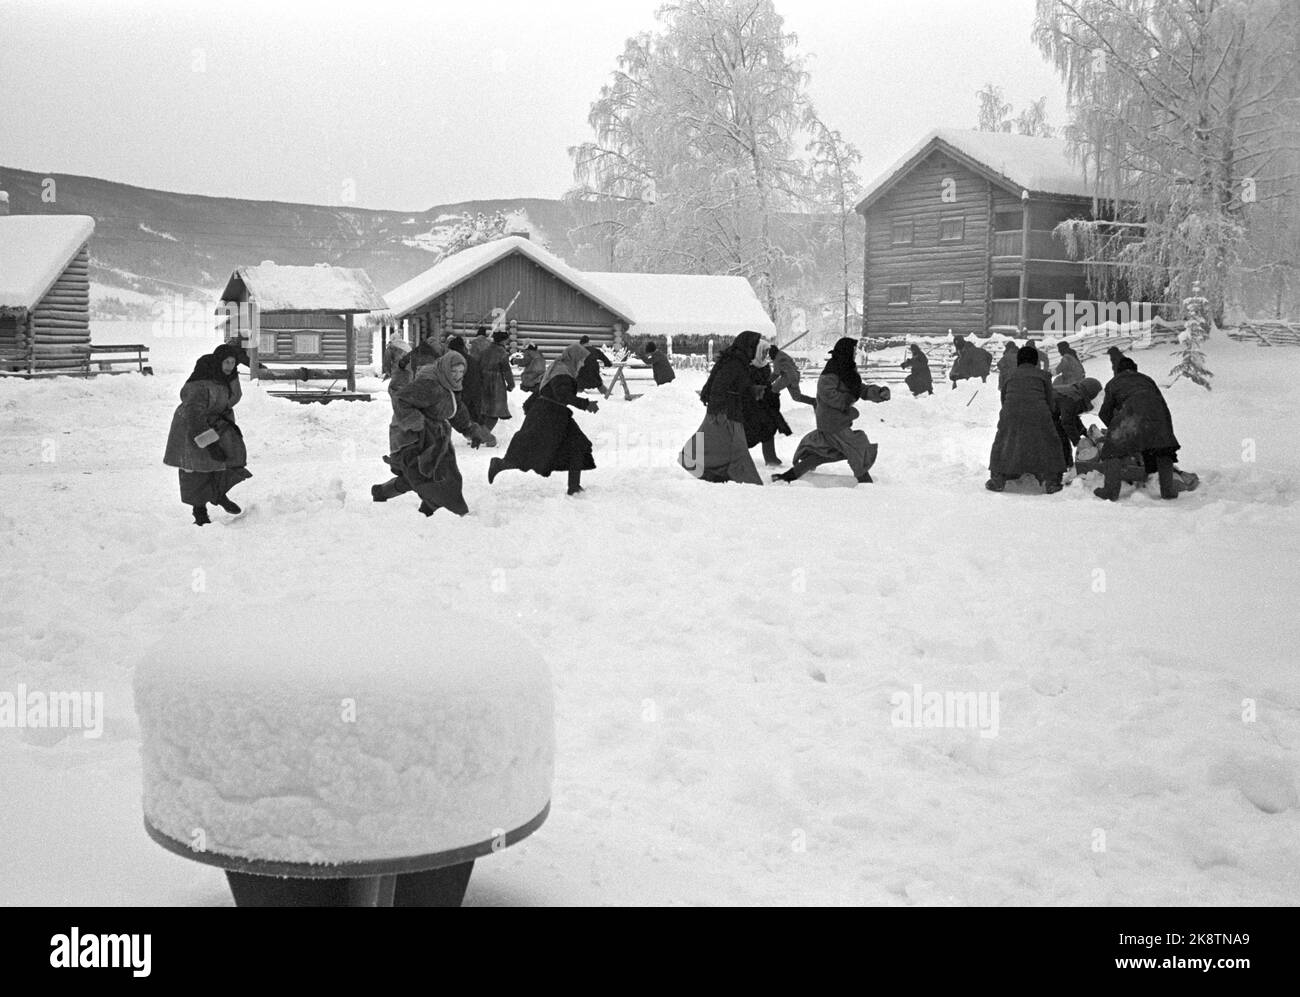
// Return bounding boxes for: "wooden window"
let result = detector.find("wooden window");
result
[891,220,913,245]
[939,216,965,242]
[293,332,321,356]
[257,333,276,356]
[886,284,911,306]
[938,281,965,304]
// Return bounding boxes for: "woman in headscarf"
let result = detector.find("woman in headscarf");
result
[520,343,547,393]
[488,343,598,495]
[478,329,516,433]
[743,342,792,467]
[445,335,483,426]
[678,330,765,485]
[1052,341,1085,386]
[996,341,1019,392]
[773,337,889,484]
[163,343,251,525]
[900,343,933,396]
[986,345,1066,493]
[371,351,495,517]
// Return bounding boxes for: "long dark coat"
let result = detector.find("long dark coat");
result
[988,364,1067,478]
[680,347,762,484]
[501,373,595,475]
[645,350,675,384]
[951,342,993,382]
[790,371,880,478]
[479,343,515,419]
[1098,370,1180,458]
[997,345,1018,391]
[577,346,611,390]
[163,378,251,505]
[742,364,791,447]
[901,347,932,395]
[386,369,481,515]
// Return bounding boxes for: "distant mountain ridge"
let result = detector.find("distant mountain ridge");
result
[0,165,614,313]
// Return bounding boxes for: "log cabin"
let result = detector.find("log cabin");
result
[0,197,95,375]
[855,129,1162,341]
[217,263,387,391]
[381,235,636,360]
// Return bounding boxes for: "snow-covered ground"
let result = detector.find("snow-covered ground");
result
[1,330,1297,905]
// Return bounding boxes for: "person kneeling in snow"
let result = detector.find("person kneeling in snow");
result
[1052,376,1102,466]
[986,345,1067,494]
[1093,357,1181,501]
[489,344,598,496]
[773,337,888,485]
[163,343,252,526]
[372,352,495,517]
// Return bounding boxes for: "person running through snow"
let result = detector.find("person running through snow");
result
[577,334,612,394]
[678,330,766,485]
[639,340,677,385]
[986,345,1067,494]
[371,352,495,517]
[478,328,515,434]
[489,343,599,496]
[520,342,547,393]
[773,337,889,485]
[1094,357,1181,501]
[446,335,484,426]
[745,344,792,467]
[900,343,933,396]
[163,343,252,526]
[949,335,992,387]
[769,344,815,405]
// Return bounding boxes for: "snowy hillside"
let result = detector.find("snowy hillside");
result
[0,336,1296,905]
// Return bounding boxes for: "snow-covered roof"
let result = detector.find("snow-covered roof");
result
[220,263,387,313]
[383,236,635,323]
[586,272,776,340]
[856,128,1098,212]
[0,215,95,311]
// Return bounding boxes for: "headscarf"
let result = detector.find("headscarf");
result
[909,344,926,361]
[724,330,763,365]
[823,336,862,396]
[1079,377,1102,401]
[1002,342,1018,356]
[432,350,466,394]
[1017,345,1039,366]
[185,343,241,385]
[541,343,590,388]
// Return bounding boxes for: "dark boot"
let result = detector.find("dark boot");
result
[216,497,242,514]
[774,455,822,483]
[192,504,210,526]
[1093,459,1123,501]
[567,462,583,495]
[417,500,435,517]
[985,474,1005,492]
[761,438,781,467]
[1043,475,1063,495]
[856,470,873,484]
[1156,456,1178,499]
[487,458,505,484]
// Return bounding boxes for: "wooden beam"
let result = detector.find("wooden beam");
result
[861,216,870,337]
[984,180,994,333]
[1017,198,1031,334]
[345,313,356,392]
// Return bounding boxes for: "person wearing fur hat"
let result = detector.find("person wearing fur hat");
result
[679,330,766,485]
[478,328,516,434]
[773,337,889,484]
[900,343,933,396]
[520,342,547,394]
[1094,357,1181,500]
[986,345,1067,493]
[489,343,598,495]
[1053,341,1085,386]
[1052,376,1103,465]
[163,343,252,525]
[372,351,495,516]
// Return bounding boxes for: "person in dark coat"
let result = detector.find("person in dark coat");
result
[520,343,547,393]
[678,330,765,485]
[1053,341,1085,386]
[467,327,490,360]
[1024,339,1052,375]
[1106,346,1125,374]
[744,347,792,467]
[163,344,252,525]
[489,343,598,495]
[372,352,495,516]
[478,329,515,433]
[986,346,1067,493]
[773,337,889,484]
[900,344,933,396]
[1094,357,1181,500]
[576,335,612,393]
[768,345,814,404]
[949,336,992,387]
[639,341,676,385]
[996,342,1019,392]
[446,335,483,425]
[1052,377,1102,465]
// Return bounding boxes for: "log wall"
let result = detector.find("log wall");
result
[29,245,90,371]
[256,310,373,364]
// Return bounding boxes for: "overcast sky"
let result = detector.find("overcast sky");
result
[1,0,1070,210]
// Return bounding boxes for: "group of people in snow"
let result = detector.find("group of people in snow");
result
[162,325,1189,525]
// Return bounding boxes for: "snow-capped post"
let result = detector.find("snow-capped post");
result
[1169,281,1213,390]
[133,601,555,907]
